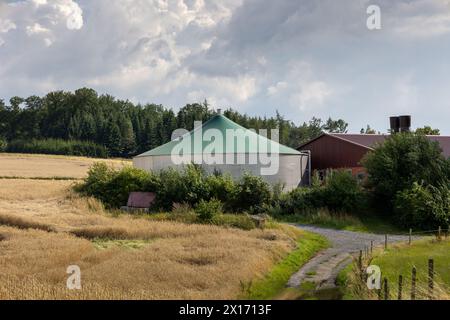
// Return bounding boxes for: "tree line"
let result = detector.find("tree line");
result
[0,87,351,158]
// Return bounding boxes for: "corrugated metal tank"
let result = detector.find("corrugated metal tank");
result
[133,115,308,191]
[133,153,308,191]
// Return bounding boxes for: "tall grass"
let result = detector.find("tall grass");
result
[339,239,450,300]
[0,214,56,232]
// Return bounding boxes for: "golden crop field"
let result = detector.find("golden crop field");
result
[0,153,130,179]
[0,154,302,300]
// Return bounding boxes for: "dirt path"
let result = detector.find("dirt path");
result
[288,225,414,290]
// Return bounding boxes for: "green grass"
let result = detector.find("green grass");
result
[275,210,401,234]
[335,263,354,300]
[141,211,258,231]
[240,231,329,300]
[371,238,450,299]
[339,238,450,300]
[91,239,152,250]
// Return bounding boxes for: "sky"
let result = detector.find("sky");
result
[0,0,450,134]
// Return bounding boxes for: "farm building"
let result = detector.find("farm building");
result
[298,126,450,179]
[133,114,310,190]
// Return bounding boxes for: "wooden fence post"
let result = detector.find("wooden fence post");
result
[384,234,388,250]
[398,275,403,300]
[376,271,382,300]
[409,229,412,245]
[358,250,362,271]
[384,278,389,300]
[438,226,441,241]
[370,240,373,255]
[428,259,434,300]
[411,267,416,300]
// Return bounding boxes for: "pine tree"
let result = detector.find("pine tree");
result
[105,120,123,157]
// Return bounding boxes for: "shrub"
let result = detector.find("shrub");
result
[154,165,214,210]
[234,174,272,212]
[323,170,366,212]
[394,182,449,229]
[269,170,366,216]
[205,173,237,210]
[0,137,6,152]
[74,162,115,203]
[76,163,157,208]
[180,165,211,205]
[105,166,158,208]
[76,163,274,212]
[195,198,223,222]
[6,138,108,158]
[362,133,449,210]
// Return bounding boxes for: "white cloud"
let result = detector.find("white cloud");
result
[0,19,16,33]
[267,82,288,96]
[26,23,50,36]
[290,81,332,111]
[0,0,83,49]
[392,14,450,38]
[265,62,334,111]
[1,0,450,133]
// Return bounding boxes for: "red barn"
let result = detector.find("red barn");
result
[298,133,450,179]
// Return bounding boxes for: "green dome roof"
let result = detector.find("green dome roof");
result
[135,114,301,157]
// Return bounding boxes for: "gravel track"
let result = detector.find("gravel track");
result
[287,225,415,289]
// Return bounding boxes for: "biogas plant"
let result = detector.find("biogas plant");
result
[133,113,310,191]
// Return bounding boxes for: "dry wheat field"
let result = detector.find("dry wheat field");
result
[0,153,302,300]
[0,153,130,179]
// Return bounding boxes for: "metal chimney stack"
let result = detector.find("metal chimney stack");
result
[390,116,400,133]
[390,115,411,133]
[399,115,411,132]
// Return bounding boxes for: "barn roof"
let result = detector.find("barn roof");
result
[135,114,301,157]
[299,133,450,158]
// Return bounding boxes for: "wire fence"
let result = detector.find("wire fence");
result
[354,226,449,300]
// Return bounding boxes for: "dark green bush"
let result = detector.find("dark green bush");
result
[394,182,449,229]
[76,163,157,208]
[0,137,6,152]
[272,170,366,216]
[323,170,367,212]
[195,198,223,222]
[6,138,108,158]
[362,133,449,210]
[234,174,272,212]
[155,165,210,210]
[76,164,275,212]
[205,173,236,210]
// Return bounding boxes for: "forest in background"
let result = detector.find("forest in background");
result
[1,87,350,158]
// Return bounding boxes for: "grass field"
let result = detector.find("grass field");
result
[0,153,323,300]
[275,209,401,234]
[338,238,450,300]
[0,153,129,179]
